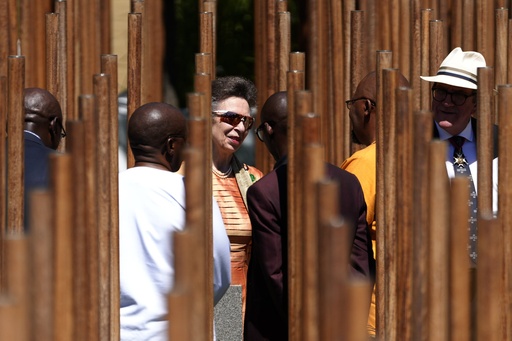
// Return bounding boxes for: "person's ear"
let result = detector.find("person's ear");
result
[265,122,274,137]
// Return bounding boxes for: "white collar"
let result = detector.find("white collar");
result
[24,130,42,140]
[435,120,473,142]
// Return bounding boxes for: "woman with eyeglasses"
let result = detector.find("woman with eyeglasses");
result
[211,76,264,321]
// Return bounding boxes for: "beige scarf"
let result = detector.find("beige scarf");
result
[230,155,255,209]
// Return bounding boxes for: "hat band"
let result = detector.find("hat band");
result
[436,66,477,85]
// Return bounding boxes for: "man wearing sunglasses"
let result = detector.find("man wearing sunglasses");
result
[23,87,65,230]
[245,91,375,341]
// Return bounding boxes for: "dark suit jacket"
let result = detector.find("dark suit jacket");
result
[24,131,55,229]
[244,158,375,341]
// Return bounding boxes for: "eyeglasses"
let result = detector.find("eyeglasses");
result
[212,110,254,129]
[255,122,266,142]
[51,117,67,138]
[432,87,476,106]
[345,97,376,110]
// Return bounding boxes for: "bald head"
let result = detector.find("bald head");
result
[128,102,187,171]
[24,88,64,149]
[261,91,287,123]
[349,71,410,145]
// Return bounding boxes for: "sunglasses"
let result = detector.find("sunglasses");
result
[212,110,254,130]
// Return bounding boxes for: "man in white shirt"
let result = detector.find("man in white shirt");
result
[119,102,231,340]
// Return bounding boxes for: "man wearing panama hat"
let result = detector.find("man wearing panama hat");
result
[421,47,498,267]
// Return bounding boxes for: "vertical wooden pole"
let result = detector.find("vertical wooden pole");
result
[55,1,69,138]
[2,236,29,341]
[101,54,120,341]
[396,86,413,341]
[93,73,112,341]
[497,84,512,340]
[317,180,350,341]
[276,11,291,92]
[410,0,421,113]
[420,9,433,111]
[7,55,25,235]
[476,0,494,69]
[203,1,217,80]
[462,0,476,51]
[186,105,210,340]
[286,69,305,341]
[495,8,508,88]
[476,217,503,341]
[65,0,76,121]
[427,141,449,341]
[382,68,399,341]
[411,110,433,341]
[29,190,54,341]
[199,12,214,79]
[0,76,6,293]
[127,13,142,169]
[80,94,100,340]
[508,19,512,84]
[66,121,88,341]
[46,13,59,98]
[375,50,392,341]
[449,177,471,341]
[50,153,74,341]
[476,67,494,216]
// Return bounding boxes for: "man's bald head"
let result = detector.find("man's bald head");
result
[128,102,187,171]
[349,71,410,145]
[24,88,64,149]
[261,91,287,123]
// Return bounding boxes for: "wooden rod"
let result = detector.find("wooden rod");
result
[476,0,494,67]
[195,53,213,75]
[199,12,214,78]
[127,13,142,169]
[0,76,5,293]
[476,67,494,216]
[7,55,25,235]
[79,94,100,339]
[3,236,29,341]
[64,0,76,121]
[476,216,502,341]
[374,50,392,341]
[46,13,59,99]
[285,69,305,341]
[301,117,322,341]
[382,68,399,341]
[55,1,69,139]
[203,1,217,80]
[184,134,209,340]
[50,153,74,341]
[429,20,445,84]
[317,180,349,341]
[299,141,325,340]
[420,9,433,111]
[410,0,421,113]
[29,190,54,341]
[411,109,433,341]
[462,0,476,51]
[276,11,291,92]
[495,8,508,88]
[289,52,305,73]
[427,140,449,341]
[508,19,512,84]
[449,177,471,341]
[0,1,10,77]
[330,0,346,164]
[497,84,512,339]
[398,0,411,79]
[66,120,88,341]
[93,73,112,341]
[396,86,413,340]
[101,54,120,341]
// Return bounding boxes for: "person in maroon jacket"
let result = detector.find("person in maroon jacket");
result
[244,91,375,340]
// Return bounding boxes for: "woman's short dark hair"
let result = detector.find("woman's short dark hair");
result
[211,76,257,112]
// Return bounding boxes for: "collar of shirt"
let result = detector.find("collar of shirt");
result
[435,120,474,142]
[24,130,42,140]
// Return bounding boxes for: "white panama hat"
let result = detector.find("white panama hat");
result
[420,47,486,89]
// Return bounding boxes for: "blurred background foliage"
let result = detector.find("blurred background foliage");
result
[165,0,302,108]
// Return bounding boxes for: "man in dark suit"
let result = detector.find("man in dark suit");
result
[23,87,65,229]
[244,91,375,340]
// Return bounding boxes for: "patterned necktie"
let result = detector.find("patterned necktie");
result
[449,136,477,265]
